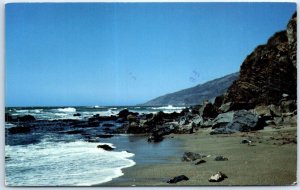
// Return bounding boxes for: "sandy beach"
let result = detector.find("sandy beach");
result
[104,126,297,186]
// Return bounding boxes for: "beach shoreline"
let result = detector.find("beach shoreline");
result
[101,126,297,186]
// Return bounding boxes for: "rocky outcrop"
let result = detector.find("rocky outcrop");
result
[224,13,297,106]
[167,175,189,183]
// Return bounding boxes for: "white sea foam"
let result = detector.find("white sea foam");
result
[5,140,135,186]
[57,107,77,113]
[151,105,185,110]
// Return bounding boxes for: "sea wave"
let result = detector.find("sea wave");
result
[151,105,185,110]
[56,107,77,113]
[5,140,135,186]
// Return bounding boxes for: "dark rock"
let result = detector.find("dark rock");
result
[241,139,252,144]
[102,123,115,127]
[167,175,189,184]
[182,152,205,162]
[65,130,84,134]
[226,110,261,132]
[97,144,114,151]
[214,94,225,108]
[5,113,13,122]
[224,13,297,106]
[8,126,31,134]
[96,134,114,138]
[118,109,138,119]
[195,159,206,165]
[73,113,81,116]
[17,115,36,122]
[199,102,219,119]
[214,156,228,161]
[148,123,177,142]
[209,172,228,182]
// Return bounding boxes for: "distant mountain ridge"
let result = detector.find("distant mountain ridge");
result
[140,72,239,106]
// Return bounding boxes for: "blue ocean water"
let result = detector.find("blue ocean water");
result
[5,106,185,186]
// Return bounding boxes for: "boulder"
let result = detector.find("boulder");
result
[269,104,282,117]
[213,94,225,108]
[102,123,115,127]
[97,144,114,151]
[226,110,261,132]
[96,134,114,138]
[195,159,206,165]
[208,172,228,182]
[219,102,254,112]
[8,126,31,134]
[214,156,228,161]
[182,152,205,162]
[211,111,234,129]
[199,102,218,119]
[167,175,189,184]
[148,123,177,142]
[127,114,137,122]
[5,113,13,122]
[191,115,203,126]
[280,100,297,113]
[73,113,81,116]
[17,115,36,122]
[118,109,138,119]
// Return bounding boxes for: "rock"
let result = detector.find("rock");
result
[224,13,297,106]
[65,130,84,134]
[201,119,214,128]
[127,114,137,122]
[213,94,225,108]
[148,123,177,142]
[167,175,189,183]
[8,126,31,134]
[190,105,201,114]
[96,134,114,138]
[199,102,218,119]
[5,113,13,122]
[253,105,272,117]
[191,115,203,126]
[280,100,297,113]
[214,156,228,161]
[195,159,206,165]
[208,172,228,182]
[102,123,115,127]
[226,110,261,132]
[241,139,252,144]
[219,102,232,113]
[210,128,236,135]
[182,152,205,162]
[17,115,36,122]
[118,109,130,118]
[269,104,282,117]
[211,111,234,129]
[179,116,189,125]
[97,144,114,151]
[73,113,81,116]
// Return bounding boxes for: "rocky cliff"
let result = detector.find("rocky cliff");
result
[224,12,297,106]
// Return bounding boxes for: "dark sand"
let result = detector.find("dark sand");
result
[102,126,297,186]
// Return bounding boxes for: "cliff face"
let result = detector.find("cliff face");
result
[224,12,297,106]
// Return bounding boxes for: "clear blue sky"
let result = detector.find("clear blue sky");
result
[5,3,296,107]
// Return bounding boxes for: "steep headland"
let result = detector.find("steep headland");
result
[141,72,239,106]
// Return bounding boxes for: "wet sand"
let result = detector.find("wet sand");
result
[101,126,297,186]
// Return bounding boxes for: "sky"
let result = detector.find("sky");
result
[5,2,296,107]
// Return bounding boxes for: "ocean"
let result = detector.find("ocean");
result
[5,106,185,186]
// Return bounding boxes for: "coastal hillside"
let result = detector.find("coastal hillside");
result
[223,12,297,106]
[141,72,239,106]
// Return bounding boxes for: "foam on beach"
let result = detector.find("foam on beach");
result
[5,139,135,186]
